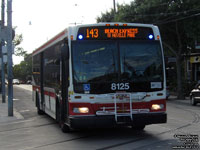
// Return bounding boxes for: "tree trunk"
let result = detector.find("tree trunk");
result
[176,55,184,99]
[175,21,184,100]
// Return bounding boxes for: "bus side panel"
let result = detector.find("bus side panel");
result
[43,42,62,119]
[44,88,56,119]
[40,53,44,111]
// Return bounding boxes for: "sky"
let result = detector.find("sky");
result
[12,0,132,64]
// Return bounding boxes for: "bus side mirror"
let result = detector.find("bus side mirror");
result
[61,43,69,60]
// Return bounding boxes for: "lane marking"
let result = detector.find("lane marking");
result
[19,110,30,113]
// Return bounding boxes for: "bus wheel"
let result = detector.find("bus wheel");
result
[58,117,71,133]
[56,98,60,122]
[191,96,197,106]
[56,99,71,133]
[37,107,44,115]
[131,125,145,130]
[36,93,44,115]
[60,123,71,133]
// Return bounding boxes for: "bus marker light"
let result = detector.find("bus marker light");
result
[78,34,84,40]
[73,107,89,113]
[106,24,110,26]
[157,35,160,40]
[157,93,163,96]
[123,24,127,26]
[71,35,73,40]
[90,97,94,99]
[114,24,119,26]
[148,34,154,40]
[151,104,164,110]
[74,96,82,99]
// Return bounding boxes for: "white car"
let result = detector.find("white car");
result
[13,79,20,84]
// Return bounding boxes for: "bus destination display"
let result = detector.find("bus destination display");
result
[77,26,154,40]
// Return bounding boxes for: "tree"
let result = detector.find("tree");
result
[97,9,115,23]
[97,0,200,99]
[13,33,27,57]
[12,29,32,81]
[13,53,32,81]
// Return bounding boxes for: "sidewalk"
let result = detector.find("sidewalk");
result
[0,98,24,124]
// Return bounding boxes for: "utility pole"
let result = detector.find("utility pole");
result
[7,0,13,116]
[1,0,6,103]
[113,0,116,14]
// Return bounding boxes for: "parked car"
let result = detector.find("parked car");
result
[189,83,200,106]
[13,79,20,85]
[26,80,32,84]
[19,80,25,84]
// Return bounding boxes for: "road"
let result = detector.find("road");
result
[0,85,199,150]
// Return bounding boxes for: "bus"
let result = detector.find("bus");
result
[32,23,167,132]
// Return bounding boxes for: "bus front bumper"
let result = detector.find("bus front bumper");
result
[69,113,167,129]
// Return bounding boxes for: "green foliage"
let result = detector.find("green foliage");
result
[14,47,27,57]
[13,31,27,57]
[98,0,200,49]
[97,0,200,99]
[13,53,32,81]
[13,34,22,46]
[97,9,115,22]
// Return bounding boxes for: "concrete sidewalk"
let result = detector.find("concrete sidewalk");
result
[0,100,24,124]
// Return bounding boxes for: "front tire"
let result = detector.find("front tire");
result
[191,96,197,106]
[37,107,44,115]
[56,98,71,133]
[60,123,71,133]
[36,93,44,115]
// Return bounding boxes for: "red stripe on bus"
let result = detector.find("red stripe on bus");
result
[49,92,56,98]
[33,86,56,98]
[44,91,56,98]
[68,99,166,116]
[32,85,41,92]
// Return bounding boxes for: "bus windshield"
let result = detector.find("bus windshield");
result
[72,41,163,84]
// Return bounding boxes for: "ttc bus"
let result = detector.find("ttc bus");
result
[32,23,167,132]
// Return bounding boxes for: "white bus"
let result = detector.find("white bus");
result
[32,23,167,132]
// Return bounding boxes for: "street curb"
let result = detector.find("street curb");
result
[0,102,24,124]
[14,108,24,120]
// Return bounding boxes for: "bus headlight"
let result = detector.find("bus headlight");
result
[151,104,164,110]
[73,107,89,113]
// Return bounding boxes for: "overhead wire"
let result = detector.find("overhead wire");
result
[118,1,200,24]
[155,12,200,24]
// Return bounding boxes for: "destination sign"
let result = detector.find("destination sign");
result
[77,26,154,40]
